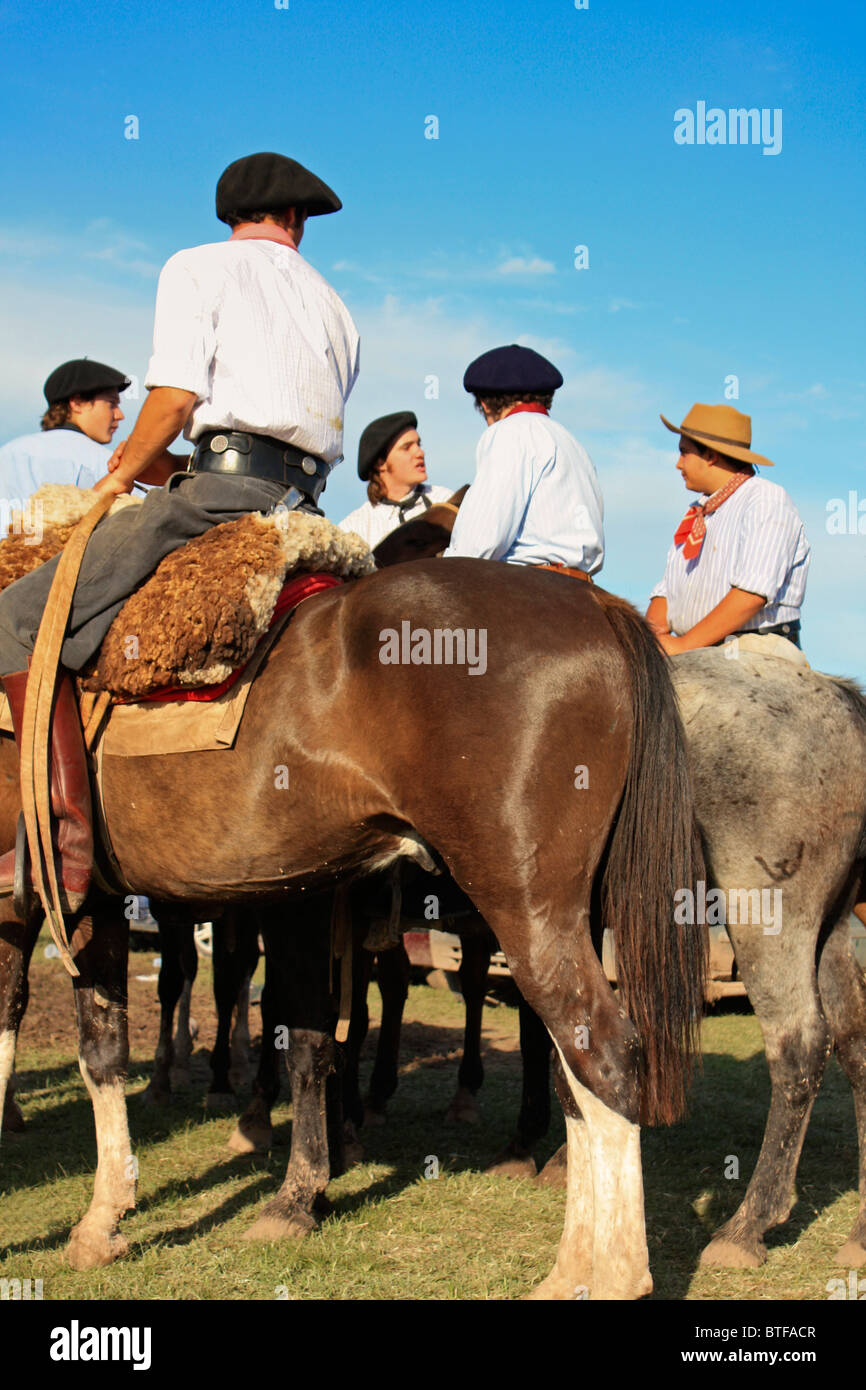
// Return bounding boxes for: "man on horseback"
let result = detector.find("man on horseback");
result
[442,345,604,578]
[338,411,453,547]
[646,404,810,653]
[0,358,130,497]
[0,150,360,910]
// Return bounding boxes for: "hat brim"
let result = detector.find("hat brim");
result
[660,413,774,468]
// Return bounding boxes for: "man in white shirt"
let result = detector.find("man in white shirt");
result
[646,404,809,653]
[0,150,360,909]
[339,411,453,549]
[0,358,129,501]
[443,345,604,578]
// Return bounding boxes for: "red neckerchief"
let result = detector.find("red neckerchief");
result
[674,471,753,560]
[503,403,549,418]
[229,224,299,251]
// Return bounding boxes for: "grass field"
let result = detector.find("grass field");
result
[0,932,861,1302]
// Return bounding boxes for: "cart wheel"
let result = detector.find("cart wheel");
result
[194,922,213,957]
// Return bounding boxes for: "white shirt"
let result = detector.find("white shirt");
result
[339,483,455,548]
[650,473,810,634]
[0,427,108,502]
[145,239,360,465]
[443,412,604,571]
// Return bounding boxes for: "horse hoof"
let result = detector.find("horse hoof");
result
[140,1085,171,1107]
[228,1119,272,1154]
[67,1224,129,1270]
[486,1155,537,1180]
[523,1271,588,1301]
[535,1145,568,1188]
[835,1239,866,1267]
[700,1236,765,1269]
[446,1087,479,1124]
[243,1209,317,1242]
[205,1090,237,1112]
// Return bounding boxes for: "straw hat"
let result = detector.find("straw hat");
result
[660,403,774,468]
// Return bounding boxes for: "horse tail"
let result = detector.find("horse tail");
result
[592,588,707,1125]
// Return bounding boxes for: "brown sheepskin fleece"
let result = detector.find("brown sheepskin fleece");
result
[0,486,139,593]
[84,509,375,698]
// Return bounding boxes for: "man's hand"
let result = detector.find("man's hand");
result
[107,439,127,472]
[108,386,197,490]
[655,587,767,656]
[94,471,134,497]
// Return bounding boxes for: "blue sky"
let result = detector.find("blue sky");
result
[0,0,863,675]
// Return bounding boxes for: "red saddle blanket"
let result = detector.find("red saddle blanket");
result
[122,571,343,705]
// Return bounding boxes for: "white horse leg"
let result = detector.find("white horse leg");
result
[524,1112,593,1299]
[529,1041,650,1301]
[67,1060,136,1270]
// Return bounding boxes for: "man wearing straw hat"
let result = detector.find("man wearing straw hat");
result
[646,404,810,654]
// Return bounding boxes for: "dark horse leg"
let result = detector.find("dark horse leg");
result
[0,908,40,1136]
[341,921,375,1130]
[229,932,280,1154]
[445,921,492,1124]
[208,911,259,1107]
[488,995,555,1178]
[245,893,339,1240]
[66,904,136,1270]
[142,903,196,1105]
[818,901,866,1266]
[366,941,410,1123]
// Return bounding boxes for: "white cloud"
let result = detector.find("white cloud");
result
[608,297,644,313]
[496,256,556,277]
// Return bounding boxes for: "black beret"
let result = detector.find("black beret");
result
[216,152,342,224]
[43,359,131,406]
[463,344,563,395]
[357,411,418,481]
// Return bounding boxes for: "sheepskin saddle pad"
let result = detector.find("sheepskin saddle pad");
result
[0,485,376,700]
[0,485,140,592]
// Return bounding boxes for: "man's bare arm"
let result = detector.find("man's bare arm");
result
[657,587,766,655]
[645,596,670,636]
[94,387,197,494]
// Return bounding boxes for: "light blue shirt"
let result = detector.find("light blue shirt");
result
[651,474,810,633]
[0,428,109,505]
[443,413,604,572]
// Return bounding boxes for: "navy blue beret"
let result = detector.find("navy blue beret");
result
[43,359,131,405]
[463,345,563,395]
[216,152,342,224]
[357,411,418,480]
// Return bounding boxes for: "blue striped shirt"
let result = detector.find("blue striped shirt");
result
[650,474,810,634]
[443,413,604,571]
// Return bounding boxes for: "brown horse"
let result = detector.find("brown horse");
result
[0,556,704,1298]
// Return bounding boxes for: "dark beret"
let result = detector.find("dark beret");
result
[216,152,342,224]
[357,411,418,481]
[463,344,563,395]
[43,359,131,406]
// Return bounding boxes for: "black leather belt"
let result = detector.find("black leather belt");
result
[189,430,331,503]
[733,620,801,647]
